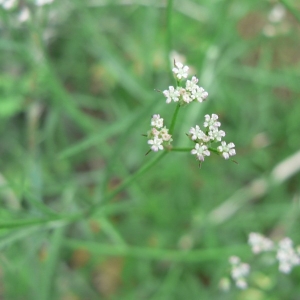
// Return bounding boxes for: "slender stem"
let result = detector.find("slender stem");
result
[89,98,181,214]
[208,147,219,155]
[169,104,180,134]
[86,151,168,216]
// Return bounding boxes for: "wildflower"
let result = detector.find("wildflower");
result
[162,67,208,107]
[217,141,236,159]
[163,86,180,104]
[191,86,208,103]
[191,143,210,161]
[189,125,203,141]
[149,127,160,136]
[189,125,210,143]
[146,114,172,152]
[185,76,199,91]
[182,90,193,104]
[276,237,300,274]
[208,128,225,142]
[151,114,164,128]
[160,127,172,141]
[248,232,274,254]
[204,114,221,130]
[148,60,236,163]
[172,62,189,80]
[198,133,210,143]
[229,256,250,289]
[148,137,163,152]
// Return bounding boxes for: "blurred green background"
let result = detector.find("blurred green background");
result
[1,0,300,299]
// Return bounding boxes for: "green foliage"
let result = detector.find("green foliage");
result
[1,0,300,299]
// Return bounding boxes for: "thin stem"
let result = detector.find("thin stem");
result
[208,147,219,155]
[90,98,181,214]
[86,151,168,216]
[169,104,180,134]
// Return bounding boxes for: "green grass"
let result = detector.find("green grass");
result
[1,0,300,299]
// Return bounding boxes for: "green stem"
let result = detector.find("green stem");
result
[86,151,168,216]
[90,99,182,214]
[208,147,220,155]
[169,104,180,134]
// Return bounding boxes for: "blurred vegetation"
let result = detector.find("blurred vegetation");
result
[1,0,300,299]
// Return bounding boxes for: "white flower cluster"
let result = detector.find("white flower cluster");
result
[248,232,274,254]
[248,232,300,274]
[189,114,235,162]
[147,114,172,152]
[228,233,300,290]
[163,62,208,106]
[276,237,300,274]
[229,256,250,289]
[145,61,236,162]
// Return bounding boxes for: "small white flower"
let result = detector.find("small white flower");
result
[172,62,189,80]
[151,114,164,128]
[279,262,292,274]
[161,133,171,141]
[182,92,192,104]
[189,125,202,141]
[276,237,300,274]
[236,278,248,289]
[150,127,160,136]
[231,263,250,280]
[191,143,210,161]
[248,232,274,254]
[176,87,192,104]
[229,256,250,290]
[217,141,236,159]
[160,127,172,141]
[191,86,208,103]
[185,76,199,91]
[159,127,169,135]
[148,137,163,152]
[204,114,221,130]
[163,86,180,104]
[278,237,293,250]
[208,129,225,141]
